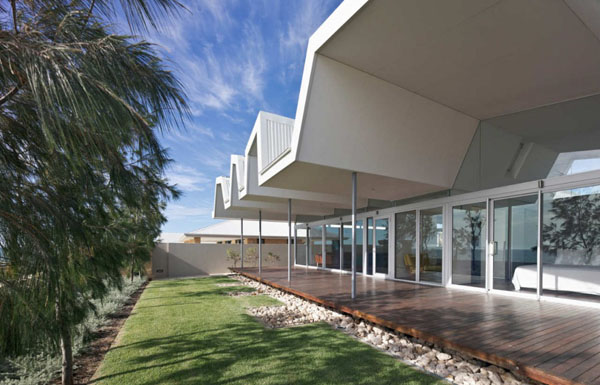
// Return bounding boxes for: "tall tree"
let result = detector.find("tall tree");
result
[0,1,186,384]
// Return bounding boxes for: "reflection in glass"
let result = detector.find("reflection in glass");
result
[342,221,363,272]
[493,195,538,292]
[375,219,389,274]
[542,185,600,299]
[367,218,374,275]
[325,224,341,269]
[395,211,416,281]
[295,233,306,266]
[308,226,322,267]
[420,208,443,283]
[452,203,486,287]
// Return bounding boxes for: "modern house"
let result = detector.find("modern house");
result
[212,1,600,383]
[215,0,600,304]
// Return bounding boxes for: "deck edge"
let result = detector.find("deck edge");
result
[232,268,585,385]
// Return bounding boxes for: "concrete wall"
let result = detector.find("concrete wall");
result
[151,243,290,279]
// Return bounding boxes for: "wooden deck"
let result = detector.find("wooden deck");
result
[233,267,600,385]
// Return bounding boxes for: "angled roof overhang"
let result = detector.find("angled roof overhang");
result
[213,0,600,221]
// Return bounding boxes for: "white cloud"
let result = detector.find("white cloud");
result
[165,203,212,220]
[143,1,270,117]
[166,164,211,192]
[279,0,336,83]
[196,149,231,174]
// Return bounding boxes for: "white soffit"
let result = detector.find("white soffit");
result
[318,0,600,119]
[295,54,478,188]
[261,161,446,201]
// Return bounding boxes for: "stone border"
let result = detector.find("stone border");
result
[232,274,536,385]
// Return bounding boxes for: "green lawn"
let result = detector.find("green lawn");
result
[92,276,443,385]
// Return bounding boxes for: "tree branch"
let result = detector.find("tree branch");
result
[0,85,19,107]
[10,0,18,34]
[82,0,96,29]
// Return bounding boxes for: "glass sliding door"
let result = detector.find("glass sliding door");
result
[395,211,416,280]
[324,223,341,269]
[308,225,322,267]
[342,220,364,272]
[295,231,307,266]
[375,218,389,274]
[542,185,600,301]
[420,208,443,283]
[366,217,374,275]
[452,203,486,288]
[492,195,538,292]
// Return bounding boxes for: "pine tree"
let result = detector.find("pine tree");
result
[0,1,186,384]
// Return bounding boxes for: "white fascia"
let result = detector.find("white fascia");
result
[258,0,370,186]
[239,114,367,206]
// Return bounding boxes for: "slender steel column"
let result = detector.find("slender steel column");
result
[288,199,292,281]
[536,189,543,299]
[351,172,357,299]
[240,218,244,269]
[293,220,297,266]
[258,210,262,275]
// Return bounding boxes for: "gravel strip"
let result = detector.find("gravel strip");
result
[232,274,535,385]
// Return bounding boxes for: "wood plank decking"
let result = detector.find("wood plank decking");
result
[233,267,600,385]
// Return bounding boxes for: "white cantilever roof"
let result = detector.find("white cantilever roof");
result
[213,0,600,221]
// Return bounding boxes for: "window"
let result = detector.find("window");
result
[308,226,322,267]
[325,223,341,269]
[542,185,600,300]
[420,208,443,283]
[375,218,389,274]
[395,211,416,281]
[452,203,486,288]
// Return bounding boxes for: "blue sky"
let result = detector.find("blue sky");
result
[134,0,343,232]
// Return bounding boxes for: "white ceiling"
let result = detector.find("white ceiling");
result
[319,0,600,119]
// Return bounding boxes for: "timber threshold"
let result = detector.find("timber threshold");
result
[233,267,600,385]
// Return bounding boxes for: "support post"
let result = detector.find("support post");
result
[294,220,297,267]
[240,218,244,269]
[288,198,292,281]
[352,172,357,299]
[537,189,543,299]
[258,210,262,275]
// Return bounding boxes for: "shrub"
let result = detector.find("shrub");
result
[0,277,144,385]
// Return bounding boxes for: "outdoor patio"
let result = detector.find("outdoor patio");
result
[233,267,600,385]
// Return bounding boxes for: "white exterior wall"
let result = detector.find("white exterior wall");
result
[297,54,479,188]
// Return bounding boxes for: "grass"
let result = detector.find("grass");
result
[93,276,444,385]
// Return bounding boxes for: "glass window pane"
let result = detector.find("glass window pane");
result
[367,218,374,275]
[420,207,443,283]
[395,211,416,281]
[309,226,322,267]
[493,195,538,292]
[452,203,486,288]
[295,231,306,266]
[542,185,600,301]
[325,223,341,269]
[342,221,363,272]
[375,219,389,274]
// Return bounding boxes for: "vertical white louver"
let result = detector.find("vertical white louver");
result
[261,118,293,171]
[222,178,231,204]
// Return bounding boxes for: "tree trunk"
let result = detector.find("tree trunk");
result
[130,255,134,282]
[60,326,74,385]
[56,298,74,385]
